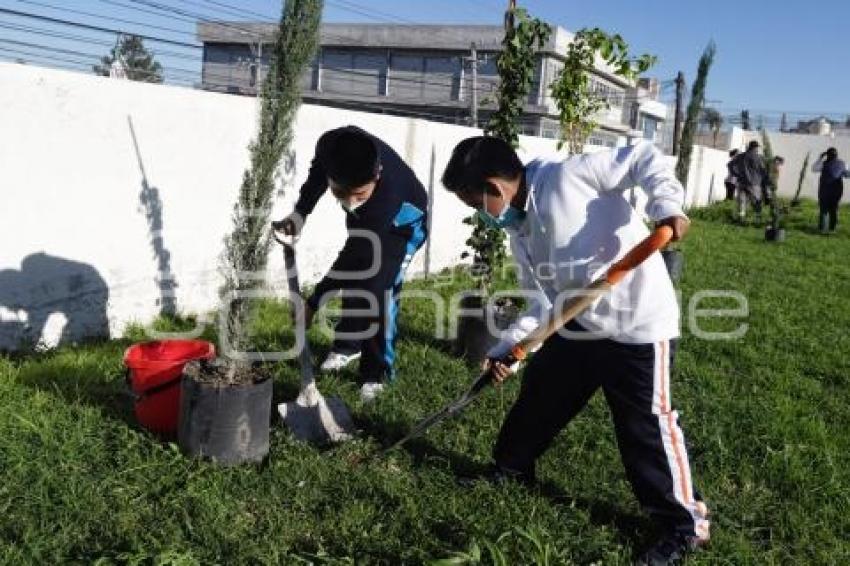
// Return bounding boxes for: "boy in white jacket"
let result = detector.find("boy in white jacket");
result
[442,137,709,564]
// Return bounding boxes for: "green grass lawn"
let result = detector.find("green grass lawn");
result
[2,200,850,564]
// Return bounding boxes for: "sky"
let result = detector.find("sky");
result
[1,0,848,130]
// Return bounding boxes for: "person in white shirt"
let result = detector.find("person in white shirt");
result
[441,136,710,564]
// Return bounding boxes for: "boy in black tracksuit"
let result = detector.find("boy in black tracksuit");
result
[273,127,428,398]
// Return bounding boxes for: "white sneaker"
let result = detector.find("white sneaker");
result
[320,351,361,372]
[359,382,385,403]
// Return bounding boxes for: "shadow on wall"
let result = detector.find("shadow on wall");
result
[128,115,178,317]
[0,253,110,350]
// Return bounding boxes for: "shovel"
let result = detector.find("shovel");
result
[382,226,674,454]
[276,235,356,444]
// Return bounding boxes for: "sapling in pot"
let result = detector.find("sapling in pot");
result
[761,132,786,242]
[455,5,549,363]
[791,152,810,207]
[178,0,323,465]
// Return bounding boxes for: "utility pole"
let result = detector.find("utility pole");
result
[672,71,685,155]
[249,38,263,94]
[505,0,516,30]
[469,42,478,128]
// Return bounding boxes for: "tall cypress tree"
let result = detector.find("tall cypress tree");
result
[221,0,323,356]
[675,41,716,188]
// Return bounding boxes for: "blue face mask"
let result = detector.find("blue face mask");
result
[476,202,526,230]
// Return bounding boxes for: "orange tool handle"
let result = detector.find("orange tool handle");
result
[507,226,674,363]
[605,226,674,285]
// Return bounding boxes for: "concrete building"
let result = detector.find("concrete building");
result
[791,116,850,137]
[197,22,669,147]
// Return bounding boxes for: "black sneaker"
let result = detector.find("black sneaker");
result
[634,532,706,565]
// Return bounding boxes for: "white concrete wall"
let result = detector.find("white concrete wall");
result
[682,145,729,209]
[0,62,714,350]
[734,127,850,201]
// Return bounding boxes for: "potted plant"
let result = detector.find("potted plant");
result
[662,43,716,281]
[457,218,517,364]
[760,131,786,242]
[455,4,549,364]
[178,0,323,465]
[764,190,786,242]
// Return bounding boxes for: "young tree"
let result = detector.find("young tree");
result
[791,152,810,206]
[760,129,784,232]
[463,3,550,293]
[221,0,323,360]
[549,28,656,154]
[93,34,163,83]
[675,41,716,187]
[484,6,551,148]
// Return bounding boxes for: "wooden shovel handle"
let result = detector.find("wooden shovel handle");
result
[506,226,673,363]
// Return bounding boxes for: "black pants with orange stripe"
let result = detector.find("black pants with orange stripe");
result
[493,323,711,539]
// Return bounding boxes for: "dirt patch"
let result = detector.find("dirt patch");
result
[184,358,271,387]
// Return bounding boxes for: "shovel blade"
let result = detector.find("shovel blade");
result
[278,389,356,444]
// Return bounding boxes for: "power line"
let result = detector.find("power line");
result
[0,6,202,48]
[0,21,202,62]
[11,0,197,38]
[94,0,201,25]
[0,41,207,82]
[326,0,418,25]
[0,53,200,86]
[172,0,266,21]
[125,0,266,39]
[0,37,199,77]
[194,0,275,20]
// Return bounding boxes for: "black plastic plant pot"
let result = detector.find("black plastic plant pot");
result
[661,248,685,283]
[765,227,786,242]
[178,368,273,466]
[456,294,519,365]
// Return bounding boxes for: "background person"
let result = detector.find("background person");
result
[812,147,850,233]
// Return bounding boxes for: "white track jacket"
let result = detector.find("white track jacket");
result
[488,142,686,358]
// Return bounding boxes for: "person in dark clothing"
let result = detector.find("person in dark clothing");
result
[731,141,772,220]
[725,149,739,200]
[273,126,428,400]
[812,147,850,233]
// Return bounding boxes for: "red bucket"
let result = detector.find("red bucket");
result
[123,340,215,436]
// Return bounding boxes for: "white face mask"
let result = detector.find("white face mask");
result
[338,198,365,213]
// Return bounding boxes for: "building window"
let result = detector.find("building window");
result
[642,116,659,141]
[390,52,460,102]
[589,78,624,107]
[587,132,618,148]
[540,118,560,140]
[322,48,385,97]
